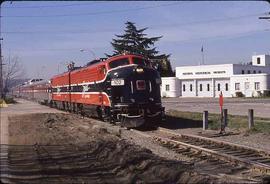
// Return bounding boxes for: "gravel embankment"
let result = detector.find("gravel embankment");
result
[166,127,270,153]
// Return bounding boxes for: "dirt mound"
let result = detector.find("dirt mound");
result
[2,113,220,183]
[2,140,213,184]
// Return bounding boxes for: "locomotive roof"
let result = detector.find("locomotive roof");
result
[52,54,146,79]
[14,79,50,89]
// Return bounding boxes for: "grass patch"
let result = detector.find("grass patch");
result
[0,97,17,104]
[166,110,270,134]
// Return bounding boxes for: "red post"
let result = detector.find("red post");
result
[219,91,223,111]
[219,92,225,134]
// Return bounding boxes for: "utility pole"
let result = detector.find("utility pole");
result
[0,1,3,99]
[259,12,270,20]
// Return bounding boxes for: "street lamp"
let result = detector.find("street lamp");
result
[57,61,69,74]
[259,12,270,20]
[0,1,3,98]
[37,66,46,79]
[79,49,97,60]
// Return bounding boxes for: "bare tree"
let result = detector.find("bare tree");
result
[3,55,25,95]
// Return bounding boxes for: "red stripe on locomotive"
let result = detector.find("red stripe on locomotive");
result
[52,93,110,106]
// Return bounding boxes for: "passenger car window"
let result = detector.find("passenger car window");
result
[109,58,129,69]
[133,57,149,66]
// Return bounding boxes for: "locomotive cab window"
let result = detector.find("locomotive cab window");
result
[133,57,150,67]
[109,58,129,69]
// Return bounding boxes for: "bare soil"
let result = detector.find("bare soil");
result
[2,113,217,183]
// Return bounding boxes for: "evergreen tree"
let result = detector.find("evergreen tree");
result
[107,21,174,77]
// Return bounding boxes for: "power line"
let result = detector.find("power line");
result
[148,12,270,29]
[2,11,268,34]
[4,29,270,52]
[165,29,270,45]
[2,28,120,34]
[4,46,112,52]
[2,2,180,18]
[2,2,100,9]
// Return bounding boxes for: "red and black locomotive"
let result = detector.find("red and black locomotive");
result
[12,54,165,127]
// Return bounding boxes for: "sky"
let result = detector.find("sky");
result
[1,1,270,79]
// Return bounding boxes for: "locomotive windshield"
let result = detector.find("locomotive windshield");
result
[133,57,150,67]
[109,58,129,69]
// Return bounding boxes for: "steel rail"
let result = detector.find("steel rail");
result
[158,127,270,157]
[130,127,270,174]
[154,128,270,174]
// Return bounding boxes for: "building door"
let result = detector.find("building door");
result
[244,82,252,97]
[197,80,212,97]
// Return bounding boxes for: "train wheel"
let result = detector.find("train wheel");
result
[97,106,110,122]
[49,101,53,108]
[62,101,65,110]
[72,103,76,113]
[78,104,85,117]
[54,101,58,109]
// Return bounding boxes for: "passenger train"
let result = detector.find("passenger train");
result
[12,54,165,127]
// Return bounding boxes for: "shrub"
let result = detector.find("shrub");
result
[257,91,262,97]
[2,97,17,104]
[262,90,270,97]
[235,92,244,97]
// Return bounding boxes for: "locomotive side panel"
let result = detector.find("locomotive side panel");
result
[70,64,106,84]
[51,73,70,87]
[51,63,109,106]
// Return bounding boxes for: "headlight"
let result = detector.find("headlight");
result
[136,68,144,73]
[111,78,125,86]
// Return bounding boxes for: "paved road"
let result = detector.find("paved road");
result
[162,97,270,118]
[0,99,63,145]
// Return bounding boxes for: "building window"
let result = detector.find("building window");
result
[217,83,221,91]
[183,72,193,75]
[257,57,261,64]
[213,71,226,74]
[255,82,260,90]
[225,83,228,91]
[248,70,251,74]
[109,58,129,69]
[165,85,170,91]
[195,72,211,75]
[190,84,193,91]
[253,70,256,74]
[235,83,240,90]
[200,84,203,91]
[259,70,261,73]
[245,82,250,90]
[207,84,210,91]
[242,70,245,74]
[183,84,185,92]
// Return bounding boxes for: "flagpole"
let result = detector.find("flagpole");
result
[201,45,204,65]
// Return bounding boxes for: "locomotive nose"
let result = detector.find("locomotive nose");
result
[109,65,161,105]
[128,66,160,103]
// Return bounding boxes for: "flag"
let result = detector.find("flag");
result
[201,45,204,52]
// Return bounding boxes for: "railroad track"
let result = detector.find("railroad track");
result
[132,127,270,175]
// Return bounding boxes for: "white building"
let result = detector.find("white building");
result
[161,54,270,97]
[161,77,180,97]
